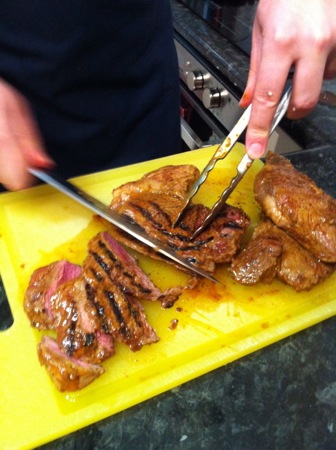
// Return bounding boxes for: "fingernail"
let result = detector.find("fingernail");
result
[247,142,264,159]
[239,89,250,107]
[36,154,56,168]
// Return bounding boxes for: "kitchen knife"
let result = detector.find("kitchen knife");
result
[28,167,221,283]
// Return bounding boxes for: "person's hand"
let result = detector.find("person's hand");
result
[240,0,336,159]
[0,79,54,190]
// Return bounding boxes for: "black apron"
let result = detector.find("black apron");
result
[0,0,180,178]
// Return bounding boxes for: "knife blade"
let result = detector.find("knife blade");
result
[28,167,221,284]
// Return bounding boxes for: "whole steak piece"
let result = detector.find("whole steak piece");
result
[254,152,336,263]
[106,164,250,274]
[229,219,334,291]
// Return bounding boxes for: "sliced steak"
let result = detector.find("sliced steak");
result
[254,152,336,262]
[24,260,82,329]
[82,234,159,351]
[51,277,115,363]
[38,335,105,392]
[230,220,335,291]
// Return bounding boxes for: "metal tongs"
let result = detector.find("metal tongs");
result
[174,86,293,238]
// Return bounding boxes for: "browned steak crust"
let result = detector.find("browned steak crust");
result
[230,219,334,291]
[106,165,250,274]
[51,277,115,363]
[23,260,82,329]
[38,335,105,392]
[254,152,336,262]
[25,232,163,391]
[82,232,159,351]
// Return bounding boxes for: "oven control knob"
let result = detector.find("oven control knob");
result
[186,70,208,91]
[202,88,228,109]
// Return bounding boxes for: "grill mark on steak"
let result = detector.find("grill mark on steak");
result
[88,233,185,309]
[103,289,124,327]
[135,200,173,227]
[84,333,95,347]
[85,281,110,334]
[118,208,212,249]
[91,251,110,273]
[223,221,244,230]
[63,319,77,357]
[118,204,221,262]
[86,266,103,283]
[98,240,118,263]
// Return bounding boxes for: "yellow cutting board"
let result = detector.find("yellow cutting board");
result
[1,145,335,450]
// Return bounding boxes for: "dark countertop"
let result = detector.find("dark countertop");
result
[1,3,336,449]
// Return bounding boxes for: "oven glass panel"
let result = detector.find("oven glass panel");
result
[179,0,258,54]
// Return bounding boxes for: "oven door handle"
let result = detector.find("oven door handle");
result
[180,117,204,150]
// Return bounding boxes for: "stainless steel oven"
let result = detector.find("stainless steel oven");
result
[177,34,241,150]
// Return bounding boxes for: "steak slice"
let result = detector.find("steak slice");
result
[88,232,163,300]
[38,335,105,392]
[229,220,335,291]
[87,231,183,308]
[254,152,336,262]
[51,277,115,363]
[105,165,250,274]
[24,260,82,329]
[82,234,159,351]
